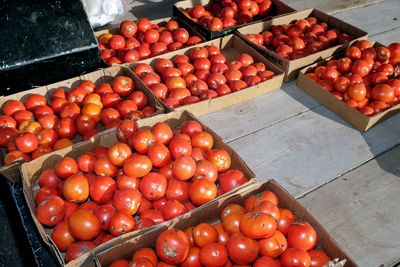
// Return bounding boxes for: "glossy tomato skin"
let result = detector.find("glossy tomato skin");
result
[63,174,90,203]
[68,210,101,241]
[165,178,189,202]
[64,241,95,263]
[226,233,259,265]
[172,155,196,181]
[162,199,187,220]
[36,195,66,226]
[90,176,117,204]
[189,177,217,206]
[51,220,76,251]
[240,211,277,239]
[278,208,297,236]
[123,155,153,178]
[140,172,168,201]
[14,132,38,153]
[287,222,318,251]
[309,250,330,267]
[113,188,142,215]
[38,169,61,189]
[280,247,311,267]
[156,229,190,264]
[218,169,248,193]
[199,243,228,267]
[207,149,231,173]
[258,230,287,258]
[132,248,159,266]
[94,204,116,231]
[109,211,136,236]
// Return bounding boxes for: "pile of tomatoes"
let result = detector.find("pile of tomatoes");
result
[182,0,274,31]
[33,118,249,262]
[244,16,353,60]
[306,41,400,116]
[0,76,155,166]
[108,189,331,267]
[132,45,275,108]
[98,18,203,66]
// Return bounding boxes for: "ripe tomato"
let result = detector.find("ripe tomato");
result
[140,172,167,201]
[371,84,394,103]
[90,176,116,204]
[14,132,38,153]
[376,47,391,62]
[134,217,155,230]
[181,247,201,267]
[162,199,187,220]
[387,79,400,97]
[53,138,73,151]
[123,155,152,178]
[165,178,189,202]
[287,222,317,250]
[64,241,95,263]
[156,229,190,264]
[218,169,248,193]
[93,204,116,231]
[94,155,119,177]
[113,188,142,215]
[172,155,196,180]
[129,129,156,154]
[347,83,367,101]
[244,191,279,211]
[38,169,61,189]
[109,211,136,236]
[35,186,60,206]
[199,243,228,267]
[132,248,159,266]
[51,220,75,251]
[253,200,280,221]
[151,122,173,145]
[13,110,34,125]
[169,137,192,159]
[116,119,138,142]
[31,145,52,160]
[254,256,280,267]
[277,208,297,236]
[36,195,65,226]
[240,211,277,239]
[68,210,100,240]
[0,127,19,148]
[173,28,189,43]
[194,160,218,182]
[116,173,140,191]
[207,149,231,173]
[193,223,218,247]
[107,142,132,167]
[18,120,41,134]
[309,250,330,267]
[148,143,171,168]
[3,100,26,116]
[280,247,311,267]
[63,174,89,203]
[54,158,78,180]
[227,233,259,265]
[334,77,351,92]
[56,117,77,139]
[140,208,164,224]
[258,230,287,258]
[119,20,137,38]
[352,60,370,77]
[24,94,47,111]
[189,177,217,206]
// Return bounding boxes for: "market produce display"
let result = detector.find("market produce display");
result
[181,0,275,30]
[305,40,400,116]
[243,16,353,60]
[108,189,331,267]
[132,45,276,108]
[32,118,249,263]
[98,18,203,66]
[0,76,157,166]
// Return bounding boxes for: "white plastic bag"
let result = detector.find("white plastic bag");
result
[82,0,129,28]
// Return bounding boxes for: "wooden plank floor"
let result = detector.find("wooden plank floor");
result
[112,0,400,265]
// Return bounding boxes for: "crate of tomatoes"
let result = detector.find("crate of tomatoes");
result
[236,9,368,81]
[129,34,284,117]
[297,40,400,132]
[173,0,295,40]
[0,66,164,183]
[96,17,205,66]
[83,180,354,267]
[20,110,255,266]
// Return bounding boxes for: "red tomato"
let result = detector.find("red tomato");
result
[258,230,287,258]
[129,129,156,154]
[14,132,38,153]
[244,191,279,211]
[173,28,189,43]
[36,195,65,226]
[253,200,280,221]
[287,222,318,250]
[152,122,173,145]
[347,83,367,101]
[218,169,248,193]
[309,250,330,267]
[277,209,297,236]
[227,233,259,265]
[90,176,116,204]
[63,174,89,203]
[68,210,101,240]
[38,169,61,189]
[165,178,189,202]
[162,199,187,220]
[371,84,395,103]
[94,205,116,231]
[0,128,21,148]
[56,117,77,139]
[199,243,228,267]
[172,155,196,180]
[94,155,119,177]
[109,211,136,236]
[140,172,167,201]
[189,177,217,206]
[132,248,159,266]
[240,211,277,239]
[64,241,95,263]
[169,137,192,159]
[116,119,138,142]
[113,188,142,215]
[207,149,231,173]
[156,229,190,264]
[123,154,152,178]
[51,220,75,251]
[280,247,311,267]
[24,94,47,111]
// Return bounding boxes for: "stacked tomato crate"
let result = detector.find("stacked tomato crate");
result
[3,0,399,266]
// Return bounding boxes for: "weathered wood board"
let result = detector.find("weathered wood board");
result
[299,146,400,266]
[282,0,383,14]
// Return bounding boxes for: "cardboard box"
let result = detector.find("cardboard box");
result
[87,180,355,267]
[236,9,368,81]
[0,66,164,183]
[297,42,400,132]
[20,110,256,266]
[129,34,285,117]
[173,0,295,40]
[94,17,205,66]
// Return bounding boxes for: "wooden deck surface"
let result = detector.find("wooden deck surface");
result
[123,0,400,265]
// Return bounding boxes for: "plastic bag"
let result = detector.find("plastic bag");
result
[81,0,129,28]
